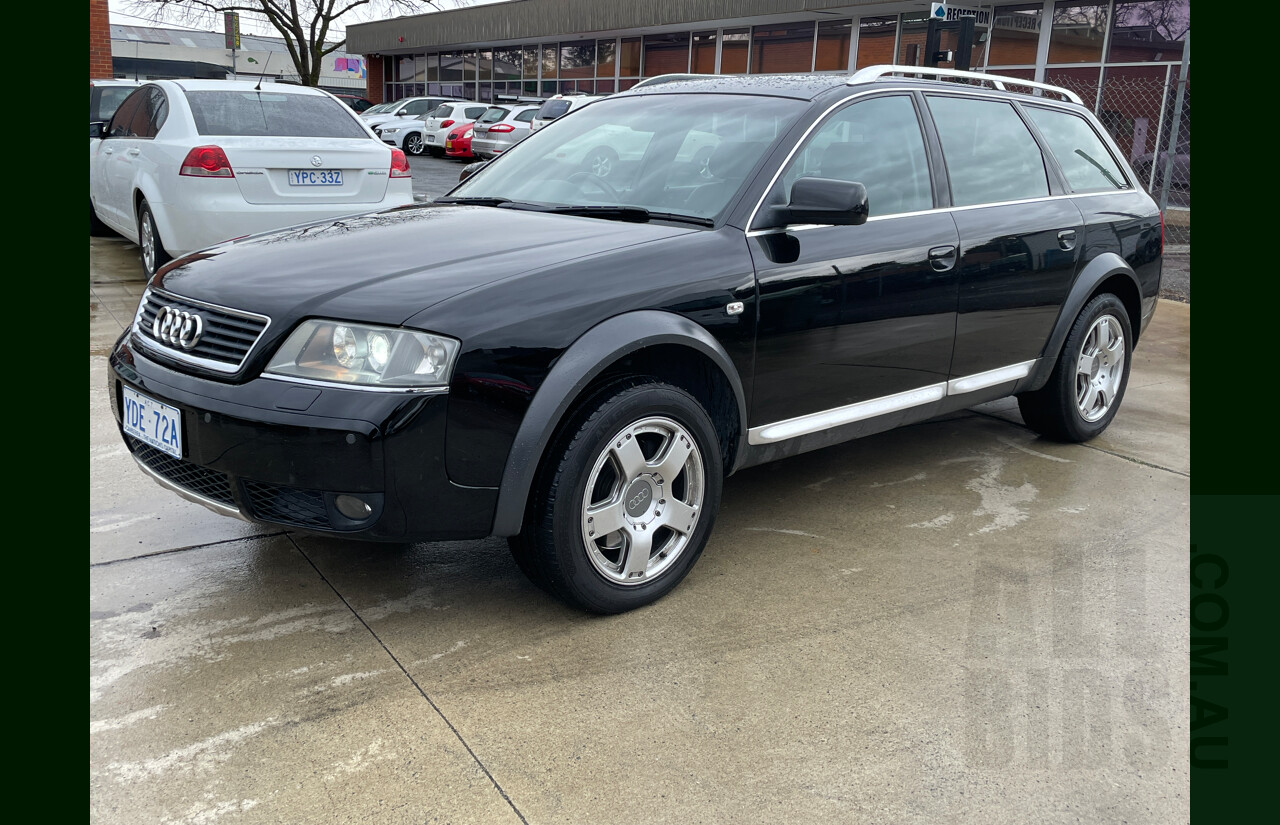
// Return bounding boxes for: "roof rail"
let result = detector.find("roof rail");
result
[631,73,715,90]
[846,65,1082,106]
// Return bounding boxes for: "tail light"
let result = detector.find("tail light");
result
[488,124,515,133]
[441,119,455,128]
[390,148,411,178]
[180,145,234,177]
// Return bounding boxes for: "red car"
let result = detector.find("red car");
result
[444,121,476,159]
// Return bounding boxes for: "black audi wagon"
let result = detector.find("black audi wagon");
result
[110,67,1163,613]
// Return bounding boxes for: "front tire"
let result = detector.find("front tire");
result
[510,379,723,613]
[1017,293,1132,442]
[136,199,171,278]
[404,133,424,156]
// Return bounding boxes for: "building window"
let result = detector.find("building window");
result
[425,54,438,82]
[1108,0,1189,63]
[493,48,521,80]
[720,29,749,74]
[440,51,462,83]
[815,20,852,71]
[855,17,897,70]
[692,31,717,74]
[522,46,538,79]
[619,37,641,78]
[541,44,558,79]
[751,21,815,73]
[897,13,931,67]
[597,39,616,77]
[561,42,595,82]
[478,49,493,80]
[642,32,689,77]
[1049,1,1109,64]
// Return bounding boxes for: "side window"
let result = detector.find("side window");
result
[926,96,1050,207]
[1024,106,1128,193]
[515,109,537,123]
[107,89,146,138]
[404,100,432,116]
[133,87,168,139]
[777,94,933,218]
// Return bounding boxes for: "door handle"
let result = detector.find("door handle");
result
[126,149,141,157]
[1057,229,1077,251]
[928,245,957,272]
[103,146,114,154]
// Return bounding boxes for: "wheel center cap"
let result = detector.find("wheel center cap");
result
[624,478,655,518]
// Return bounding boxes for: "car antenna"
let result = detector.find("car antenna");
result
[246,54,272,91]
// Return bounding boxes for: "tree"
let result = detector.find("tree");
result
[125,1,449,87]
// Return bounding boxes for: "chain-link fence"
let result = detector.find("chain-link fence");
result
[1052,67,1189,243]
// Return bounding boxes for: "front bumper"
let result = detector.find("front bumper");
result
[108,334,498,541]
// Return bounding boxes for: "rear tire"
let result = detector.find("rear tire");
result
[1017,293,1132,442]
[509,378,723,613]
[137,199,171,278]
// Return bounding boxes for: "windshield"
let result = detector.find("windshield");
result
[363,102,392,115]
[449,93,804,221]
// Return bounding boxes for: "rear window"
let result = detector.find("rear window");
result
[537,100,572,120]
[479,108,508,124]
[185,90,369,138]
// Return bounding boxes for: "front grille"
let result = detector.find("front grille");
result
[243,481,330,529]
[135,289,270,372]
[127,436,235,506]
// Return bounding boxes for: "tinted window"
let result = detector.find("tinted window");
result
[465,106,488,120]
[107,89,147,137]
[130,87,168,139]
[1024,106,1128,193]
[479,108,508,124]
[779,95,933,217]
[538,100,572,119]
[515,109,537,123]
[185,91,368,138]
[402,99,435,116]
[927,96,1049,206]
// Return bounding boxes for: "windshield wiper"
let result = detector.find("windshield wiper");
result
[434,196,513,206]
[541,205,715,227]
[1073,150,1127,189]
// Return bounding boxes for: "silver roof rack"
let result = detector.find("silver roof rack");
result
[631,73,715,89]
[846,65,1082,106]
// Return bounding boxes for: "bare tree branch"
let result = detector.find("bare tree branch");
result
[123,1,451,86]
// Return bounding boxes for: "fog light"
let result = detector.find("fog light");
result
[334,494,372,520]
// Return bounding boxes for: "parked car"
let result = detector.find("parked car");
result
[419,102,491,157]
[470,104,540,159]
[444,122,478,159]
[361,96,459,130]
[91,78,144,125]
[89,80,413,276]
[334,93,374,113]
[1133,138,1190,190]
[108,69,1162,615]
[530,92,608,131]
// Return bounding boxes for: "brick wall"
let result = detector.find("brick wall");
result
[90,0,114,78]
[365,56,385,103]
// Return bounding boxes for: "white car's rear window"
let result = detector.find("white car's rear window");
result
[186,90,369,138]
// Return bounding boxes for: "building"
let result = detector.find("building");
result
[349,0,1188,181]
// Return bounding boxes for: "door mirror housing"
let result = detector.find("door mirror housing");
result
[767,177,869,228]
[459,160,489,182]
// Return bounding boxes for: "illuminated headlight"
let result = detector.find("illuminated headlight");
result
[464,129,474,139]
[265,320,459,388]
[382,126,400,134]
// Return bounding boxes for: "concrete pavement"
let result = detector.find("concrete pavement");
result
[91,233,1189,825]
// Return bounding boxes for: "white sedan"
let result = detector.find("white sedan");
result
[89,80,414,276]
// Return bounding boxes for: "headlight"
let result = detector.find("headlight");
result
[265,320,459,388]
[382,126,400,134]
[464,129,474,139]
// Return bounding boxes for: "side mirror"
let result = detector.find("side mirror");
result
[767,177,869,228]
[459,160,489,182]
[90,121,107,139]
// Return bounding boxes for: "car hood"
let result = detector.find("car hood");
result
[153,204,697,330]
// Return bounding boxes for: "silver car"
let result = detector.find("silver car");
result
[470,104,541,159]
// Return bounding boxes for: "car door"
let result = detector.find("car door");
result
[923,94,1083,380]
[747,93,961,435]
[92,87,151,228]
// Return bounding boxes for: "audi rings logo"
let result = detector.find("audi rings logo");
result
[152,307,205,350]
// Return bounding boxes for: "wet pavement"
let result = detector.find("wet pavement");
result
[91,232,1190,825]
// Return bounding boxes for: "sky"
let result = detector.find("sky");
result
[108,1,502,42]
